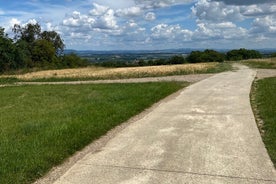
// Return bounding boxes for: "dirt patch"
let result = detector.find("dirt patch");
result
[256,69,276,80]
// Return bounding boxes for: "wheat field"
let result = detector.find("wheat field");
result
[6,63,220,80]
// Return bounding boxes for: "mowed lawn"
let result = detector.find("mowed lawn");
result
[0,82,186,184]
[253,77,276,167]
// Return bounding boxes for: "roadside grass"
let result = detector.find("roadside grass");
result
[251,77,276,167]
[0,82,186,184]
[1,62,232,83]
[0,77,20,85]
[242,58,276,69]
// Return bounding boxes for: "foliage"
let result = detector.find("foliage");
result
[0,24,87,73]
[0,82,185,184]
[61,53,90,68]
[186,49,225,63]
[251,77,276,167]
[226,48,262,61]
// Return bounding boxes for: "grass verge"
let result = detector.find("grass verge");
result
[0,82,186,184]
[0,77,20,85]
[242,58,276,69]
[251,77,276,167]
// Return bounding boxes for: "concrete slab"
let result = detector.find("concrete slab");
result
[52,65,276,184]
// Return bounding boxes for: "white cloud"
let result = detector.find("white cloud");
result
[9,18,21,27]
[63,7,118,30]
[193,21,247,40]
[151,23,192,41]
[212,0,275,5]
[89,3,109,16]
[135,0,195,9]
[250,16,276,35]
[192,0,243,22]
[144,12,156,21]
[240,4,276,17]
[116,6,142,17]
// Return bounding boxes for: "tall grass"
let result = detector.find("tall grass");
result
[242,58,276,69]
[2,62,232,82]
[0,82,186,184]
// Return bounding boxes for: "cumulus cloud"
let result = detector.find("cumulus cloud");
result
[144,12,156,21]
[89,3,109,16]
[151,24,192,41]
[212,0,275,5]
[250,16,276,35]
[116,6,142,17]
[240,4,276,17]
[193,21,247,40]
[192,0,243,22]
[134,0,195,9]
[63,5,118,30]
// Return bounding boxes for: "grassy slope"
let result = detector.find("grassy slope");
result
[251,77,276,167]
[0,82,186,184]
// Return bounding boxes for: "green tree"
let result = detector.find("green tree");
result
[0,27,16,72]
[169,55,185,64]
[226,48,262,61]
[31,39,56,67]
[13,23,41,43]
[41,31,65,56]
[186,50,225,63]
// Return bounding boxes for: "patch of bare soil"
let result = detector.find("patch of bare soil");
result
[256,69,276,80]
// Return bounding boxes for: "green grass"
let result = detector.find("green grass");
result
[251,77,276,167]
[0,82,186,184]
[0,77,20,85]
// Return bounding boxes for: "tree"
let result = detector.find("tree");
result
[31,39,56,66]
[169,55,185,64]
[186,50,225,63]
[226,48,262,61]
[0,27,16,72]
[13,23,41,43]
[41,31,65,56]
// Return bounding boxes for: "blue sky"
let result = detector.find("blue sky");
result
[1,0,276,50]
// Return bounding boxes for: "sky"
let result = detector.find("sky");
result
[1,0,276,50]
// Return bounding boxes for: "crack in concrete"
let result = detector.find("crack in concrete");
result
[90,164,276,183]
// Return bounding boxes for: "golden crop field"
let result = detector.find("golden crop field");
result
[9,63,220,80]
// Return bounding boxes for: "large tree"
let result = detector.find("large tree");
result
[41,31,65,56]
[0,27,16,72]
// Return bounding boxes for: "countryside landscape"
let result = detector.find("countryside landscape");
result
[1,0,276,184]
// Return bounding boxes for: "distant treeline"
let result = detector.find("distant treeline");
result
[94,48,265,68]
[0,23,89,73]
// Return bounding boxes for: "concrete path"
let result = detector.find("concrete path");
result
[52,65,276,184]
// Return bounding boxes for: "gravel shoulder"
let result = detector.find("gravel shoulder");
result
[256,69,276,80]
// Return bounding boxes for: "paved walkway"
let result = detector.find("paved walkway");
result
[52,65,276,184]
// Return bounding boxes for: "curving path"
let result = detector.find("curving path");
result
[38,65,276,184]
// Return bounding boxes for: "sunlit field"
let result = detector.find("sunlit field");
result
[242,58,276,69]
[0,62,231,81]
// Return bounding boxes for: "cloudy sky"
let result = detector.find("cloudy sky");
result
[1,0,276,50]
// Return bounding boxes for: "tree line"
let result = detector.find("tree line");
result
[0,23,88,73]
[95,48,265,68]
